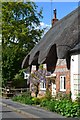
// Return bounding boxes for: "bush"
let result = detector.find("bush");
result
[12,93,80,117]
[32,97,41,105]
[45,90,52,100]
[12,91,33,105]
[22,91,31,98]
[40,98,50,107]
[46,100,55,112]
[76,93,80,102]
[13,70,26,88]
[25,97,33,105]
[54,99,80,117]
[56,92,71,100]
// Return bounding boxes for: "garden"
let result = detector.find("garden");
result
[12,64,80,118]
[12,91,80,118]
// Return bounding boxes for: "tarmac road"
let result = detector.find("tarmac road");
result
[0,98,79,120]
[1,105,28,119]
[2,98,65,119]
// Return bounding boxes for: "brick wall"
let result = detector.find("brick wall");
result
[54,59,70,94]
[31,60,71,97]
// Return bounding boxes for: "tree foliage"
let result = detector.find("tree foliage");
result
[2,2,44,87]
[13,69,26,88]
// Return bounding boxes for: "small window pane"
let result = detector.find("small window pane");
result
[64,77,66,89]
[40,82,46,89]
[60,76,66,91]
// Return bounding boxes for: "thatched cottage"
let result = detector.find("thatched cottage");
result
[22,7,80,100]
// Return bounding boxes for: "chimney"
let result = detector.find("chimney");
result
[52,9,58,27]
[54,9,56,19]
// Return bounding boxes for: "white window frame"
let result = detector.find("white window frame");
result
[40,81,46,90]
[60,76,66,91]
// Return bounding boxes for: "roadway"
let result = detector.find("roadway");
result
[0,97,79,120]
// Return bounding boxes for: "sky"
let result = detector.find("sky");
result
[35,2,79,32]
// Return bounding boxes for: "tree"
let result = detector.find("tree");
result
[13,69,26,88]
[2,45,26,87]
[2,2,44,87]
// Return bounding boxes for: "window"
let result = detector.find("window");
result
[40,81,46,90]
[60,76,66,91]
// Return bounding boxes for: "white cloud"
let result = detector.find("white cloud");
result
[40,22,51,29]
[40,22,51,35]
[40,22,45,26]
[36,22,51,35]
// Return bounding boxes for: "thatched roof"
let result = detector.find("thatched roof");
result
[22,7,80,69]
[70,42,80,55]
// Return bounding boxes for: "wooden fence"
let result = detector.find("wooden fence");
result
[0,87,30,98]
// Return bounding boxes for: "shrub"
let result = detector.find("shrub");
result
[56,92,71,100]
[12,91,33,105]
[12,93,80,117]
[13,70,26,88]
[40,98,49,107]
[32,97,41,105]
[45,90,52,100]
[25,97,33,105]
[76,93,80,102]
[54,99,80,117]
[46,100,55,112]
[22,91,31,98]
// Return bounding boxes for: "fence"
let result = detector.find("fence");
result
[0,87,30,98]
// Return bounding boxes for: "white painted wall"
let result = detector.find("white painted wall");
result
[71,54,80,100]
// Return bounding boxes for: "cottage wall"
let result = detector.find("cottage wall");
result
[54,59,70,95]
[71,54,80,100]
